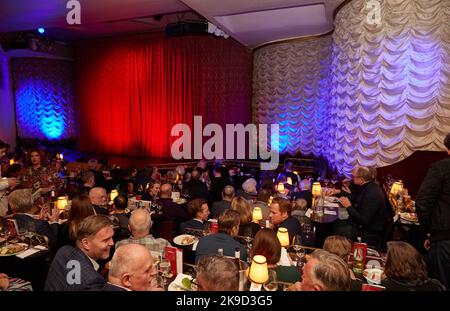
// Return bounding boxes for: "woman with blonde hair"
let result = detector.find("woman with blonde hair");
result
[382,241,445,291]
[231,196,260,237]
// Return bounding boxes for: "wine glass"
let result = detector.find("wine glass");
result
[330,175,338,189]
[0,221,10,245]
[263,270,278,291]
[159,259,172,285]
[291,235,303,255]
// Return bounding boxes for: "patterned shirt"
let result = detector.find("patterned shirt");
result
[115,234,170,258]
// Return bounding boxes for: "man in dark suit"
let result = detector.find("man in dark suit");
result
[416,133,450,289]
[9,189,60,247]
[211,185,235,218]
[44,215,114,291]
[105,243,157,291]
[179,198,210,234]
[87,159,107,189]
[195,209,247,263]
[184,167,209,201]
[157,183,189,222]
[209,164,232,203]
[339,166,387,250]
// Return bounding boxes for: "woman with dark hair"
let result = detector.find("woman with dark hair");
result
[57,195,95,248]
[230,197,260,237]
[382,241,446,291]
[250,228,300,283]
[19,148,62,198]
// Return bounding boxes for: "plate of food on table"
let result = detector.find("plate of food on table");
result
[0,243,28,256]
[173,234,196,246]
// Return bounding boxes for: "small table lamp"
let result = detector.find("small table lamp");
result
[390,181,403,196]
[252,207,263,223]
[247,255,269,291]
[57,196,68,212]
[287,177,293,185]
[110,189,119,201]
[277,227,290,248]
[277,183,285,193]
[312,182,322,207]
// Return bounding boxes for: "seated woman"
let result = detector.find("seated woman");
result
[57,195,95,248]
[19,148,62,203]
[142,181,161,202]
[250,228,300,284]
[323,235,362,291]
[231,197,260,238]
[381,241,446,291]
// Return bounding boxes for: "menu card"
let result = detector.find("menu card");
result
[165,246,183,275]
[352,241,367,274]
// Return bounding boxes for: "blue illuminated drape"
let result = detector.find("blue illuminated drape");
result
[12,58,76,140]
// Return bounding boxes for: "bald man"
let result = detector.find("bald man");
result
[89,187,108,215]
[156,183,188,222]
[212,185,235,218]
[105,243,157,291]
[116,209,169,258]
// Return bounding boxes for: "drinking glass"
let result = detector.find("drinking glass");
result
[263,270,278,291]
[0,221,10,244]
[159,259,172,284]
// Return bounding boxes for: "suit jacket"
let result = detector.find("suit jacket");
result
[211,200,231,219]
[184,179,209,201]
[93,205,109,215]
[45,245,106,291]
[195,233,248,263]
[157,198,189,222]
[102,283,128,291]
[179,218,208,234]
[14,213,59,247]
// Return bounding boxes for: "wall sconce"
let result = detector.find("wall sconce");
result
[247,255,269,291]
[277,227,290,247]
[110,189,119,201]
[252,207,263,223]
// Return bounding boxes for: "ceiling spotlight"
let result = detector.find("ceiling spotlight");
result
[38,28,45,34]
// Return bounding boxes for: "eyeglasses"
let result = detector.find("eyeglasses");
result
[190,278,202,290]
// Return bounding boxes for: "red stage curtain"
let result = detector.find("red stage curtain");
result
[75,35,252,158]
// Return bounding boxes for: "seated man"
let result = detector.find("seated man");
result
[116,209,169,259]
[89,187,109,215]
[195,209,247,263]
[292,198,315,246]
[179,198,210,234]
[9,189,60,247]
[195,255,239,291]
[104,243,157,291]
[269,197,301,243]
[211,185,235,219]
[156,183,189,222]
[44,215,114,291]
[289,249,351,291]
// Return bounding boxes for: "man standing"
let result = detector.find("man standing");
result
[45,215,114,290]
[338,166,387,250]
[416,133,450,289]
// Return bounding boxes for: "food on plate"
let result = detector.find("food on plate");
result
[181,277,192,290]
[181,236,194,245]
[0,243,27,255]
[400,212,418,223]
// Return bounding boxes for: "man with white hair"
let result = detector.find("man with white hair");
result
[105,243,158,291]
[116,209,169,258]
[89,187,109,215]
[236,178,257,201]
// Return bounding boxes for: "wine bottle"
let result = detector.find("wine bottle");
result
[234,248,243,270]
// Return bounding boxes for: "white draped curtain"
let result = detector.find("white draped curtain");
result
[253,0,450,175]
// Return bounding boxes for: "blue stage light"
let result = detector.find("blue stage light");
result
[38,28,45,34]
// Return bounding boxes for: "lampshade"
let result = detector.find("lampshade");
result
[293,171,299,175]
[277,227,290,247]
[110,190,119,201]
[57,196,68,211]
[252,207,263,222]
[287,177,293,185]
[268,196,274,205]
[390,181,403,196]
[277,183,285,193]
[59,153,63,160]
[248,255,269,284]
[9,159,14,165]
[312,182,322,197]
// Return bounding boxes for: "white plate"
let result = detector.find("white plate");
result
[0,243,28,256]
[168,274,196,291]
[173,234,196,246]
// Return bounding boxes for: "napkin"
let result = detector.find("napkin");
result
[16,248,40,259]
[324,209,337,215]
[305,208,313,218]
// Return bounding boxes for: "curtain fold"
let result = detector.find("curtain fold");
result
[75,35,252,158]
